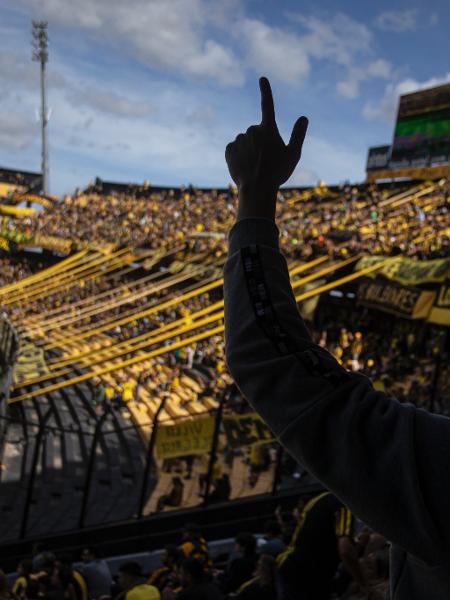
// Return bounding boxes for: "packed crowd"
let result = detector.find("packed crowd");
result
[0,180,448,262]
[0,492,391,600]
[0,180,448,453]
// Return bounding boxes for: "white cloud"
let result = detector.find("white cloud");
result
[281,13,391,97]
[68,86,154,118]
[375,9,417,32]
[240,18,310,84]
[303,135,364,183]
[363,73,450,122]
[296,13,372,66]
[366,59,392,79]
[336,79,359,99]
[15,0,244,86]
[336,59,392,100]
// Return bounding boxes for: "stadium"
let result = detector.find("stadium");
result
[0,7,449,600]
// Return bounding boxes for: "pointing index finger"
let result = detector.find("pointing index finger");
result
[259,76,276,128]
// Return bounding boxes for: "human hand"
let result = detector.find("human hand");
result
[225,76,308,222]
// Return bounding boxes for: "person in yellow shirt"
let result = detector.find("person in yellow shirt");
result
[122,381,135,403]
[117,562,160,600]
[11,560,33,599]
[105,385,115,408]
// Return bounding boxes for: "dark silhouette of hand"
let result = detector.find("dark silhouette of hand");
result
[225,76,308,221]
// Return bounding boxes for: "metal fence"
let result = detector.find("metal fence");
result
[0,316,19,371]
[0,387,307,543]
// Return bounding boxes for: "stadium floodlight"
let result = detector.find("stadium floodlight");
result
[32,20,49,195]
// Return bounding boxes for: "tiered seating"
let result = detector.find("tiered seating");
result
[0,179,447,537]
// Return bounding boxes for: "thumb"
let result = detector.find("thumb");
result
[287,116,308,162]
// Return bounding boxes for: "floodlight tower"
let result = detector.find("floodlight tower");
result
[32,20,49,195]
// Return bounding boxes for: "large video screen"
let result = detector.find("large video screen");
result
[390,83,450,167]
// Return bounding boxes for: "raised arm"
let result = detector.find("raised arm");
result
[223,77,450,567]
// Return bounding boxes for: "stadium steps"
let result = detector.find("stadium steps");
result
[3,359,147,539]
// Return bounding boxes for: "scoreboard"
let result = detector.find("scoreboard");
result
[390,83,450,167]
[366,83,450,180]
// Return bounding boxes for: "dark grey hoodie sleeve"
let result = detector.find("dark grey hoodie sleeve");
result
[223,218,450,567]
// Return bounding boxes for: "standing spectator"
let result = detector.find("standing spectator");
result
[276,492,366,599]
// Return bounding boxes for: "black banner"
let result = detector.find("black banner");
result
[357,277,435,319]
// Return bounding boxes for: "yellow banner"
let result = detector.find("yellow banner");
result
[223,413,275,448]
[356,256,450,286]
[13,342,49,385]
[0,204,37,217]
[155,416,215,459]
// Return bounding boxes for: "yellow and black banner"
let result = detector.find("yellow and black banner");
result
[356,256,450,286]
[155,412,275,459]
[155,416,215,459]
[357,278,436,319]
[222,413,275,448]
[428,281,450,326]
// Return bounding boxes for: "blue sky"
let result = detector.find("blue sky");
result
[1,0,450,195]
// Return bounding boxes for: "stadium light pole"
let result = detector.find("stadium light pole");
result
[32,20,49,195]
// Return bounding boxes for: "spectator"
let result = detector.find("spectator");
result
[11,559,33,599]
[50,554,88,600]
[176,559,223,600]
[31,543,55,572]
[156,477,184,512]
[223,76,450,599]
[259,520,285,558]
[0,571,12,600]
[207,473,231,504]
[79,547,112,600]
[147,545,183,592]
[220,533,258,594]
[117,562,160,600]
[179,524,211,570]
[230,554,278,600]
[276,493,365,599]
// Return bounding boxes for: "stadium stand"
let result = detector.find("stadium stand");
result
[0,176,448,598]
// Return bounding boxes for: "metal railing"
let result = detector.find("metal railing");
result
[0,386,306,543]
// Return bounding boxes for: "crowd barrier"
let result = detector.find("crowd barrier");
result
[0,385,308,542]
